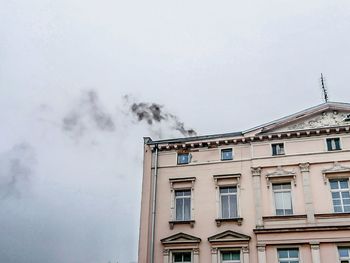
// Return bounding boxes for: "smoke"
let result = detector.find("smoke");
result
[0,143,36,199]
[62,90,115,137]
[124,95,197,137]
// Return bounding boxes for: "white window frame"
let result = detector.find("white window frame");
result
[221,148,233,161]
[272,143,285,156]
[171,250,192,263]
[277,247,300,263]
[338,247,350,263]
[272,183,294,216]
[325,137,342,151]
[219,186,238,219]
[330,179,350,213]
[220,249,241,263]
[174,189,192,221]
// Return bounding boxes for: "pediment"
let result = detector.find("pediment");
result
[161,232,201,244]
[244,102,350,136]
[208,230,250,243]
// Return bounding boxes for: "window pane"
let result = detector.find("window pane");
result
[340,180,349,189]
[289,249,299,258]
[184,198,191,220]
[278,250,288,258]
[333,199,341,206]
[334,206,343,213]
[229,195,238,218]
[339,248,349,257]
[275,192,284,209]
[332,192,340,198]
[183,190,191,196]
[283,192,292,209]
[330,180,339,189]
[183,252,191,261]
[343,199,350,205]
[174,253,182,262]
[221,195,229,218]
[342,192,350,198]
[273,184,282,190]
[220,188,229,194]
[177,154,189,164]
[344,206,350,212]
[176,199,183,220]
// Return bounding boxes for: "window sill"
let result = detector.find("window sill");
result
[215,217,243,227]
[169,220,195,230]
[263,214,307,221]
[315,212,350,219]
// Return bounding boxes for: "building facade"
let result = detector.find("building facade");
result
[138,102,350,263]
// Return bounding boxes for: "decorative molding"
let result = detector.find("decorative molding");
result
[169,220,195,230]
[215,217,243,227]
[251,167,262,177]
[265,166,296,187]
[193,248,199,255]
[299,163,310,173]
[213,173,241,187]
[169,177,196,189]
[162,249,170,256]
[161,232,201,245]
[322,162,350,184]
[208,230,251,244]
[242,246,249,253]
[257,244,266,252]
[211,248,218,254]
[310,242,320,250]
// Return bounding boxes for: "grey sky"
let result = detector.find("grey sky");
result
[1,0,350,262]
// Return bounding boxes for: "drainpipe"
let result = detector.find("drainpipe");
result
[150,144,159,263]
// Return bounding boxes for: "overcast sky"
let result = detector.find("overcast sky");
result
[1,1,350,262]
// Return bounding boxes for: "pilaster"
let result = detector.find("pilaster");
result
[251,167,263,227]
[299,163,315,223]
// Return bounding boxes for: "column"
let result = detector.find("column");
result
[299,163,315,223]
[257,244,266,263]
[163,249,169,263]
[310,242,321,263]
[243,246,250,263]
[251,167,263,228]
[211,248,218,263]
[193,248,199,263]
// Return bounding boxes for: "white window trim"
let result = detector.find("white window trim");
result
[324,137,342,152]
[276,246,301,263]
[219,186,239,219]
[171,250,193,263]
[329,178,350,213]
[271,142,286,156]
[219,249,242,263]
[270,181,295,216]
[337,246,350,263]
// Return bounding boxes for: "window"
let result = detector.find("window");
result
[272,143,285,156]
[327,138,341,151]
[338,247,350,263]
[175,190,191,221]
[177,153,190,164]
[221,251,240,263]
[278,248,299,263]
[330,179,350,213]
[173,252,191,263]
[221,149,233,161]
[273,183,293,215]
[345,114,350,121]
[220,187,238,218]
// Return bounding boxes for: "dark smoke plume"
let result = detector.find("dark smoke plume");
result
[62,90,115,136]
[0,143,36,199]
[124,95,197,137]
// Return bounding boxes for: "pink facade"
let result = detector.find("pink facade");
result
[138,102,350,263]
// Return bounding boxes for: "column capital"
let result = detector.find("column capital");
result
[299,162,310,172]
[211,248,218,254]
[310,241,320,250]
[251,167,262,176]
[243,246,249,253]
[163,249,170,256]
[193,248,199,255]
[257,244,266,252]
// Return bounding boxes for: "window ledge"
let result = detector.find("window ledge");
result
[315,212,350,219]
[215,217,243,227]
[262,214,307,221]
[169,220,195,230]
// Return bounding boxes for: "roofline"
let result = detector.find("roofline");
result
[144,101,350,145]
[243,101,350,134]
[144,131,242,145]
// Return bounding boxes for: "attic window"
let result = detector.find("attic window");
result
[272,143,285,156]
[345,114,350,121]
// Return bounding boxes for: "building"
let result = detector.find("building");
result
[138,102,350,263]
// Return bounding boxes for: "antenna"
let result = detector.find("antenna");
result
[320,73,329,103]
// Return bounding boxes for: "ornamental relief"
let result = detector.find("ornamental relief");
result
[273,111,350,132]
